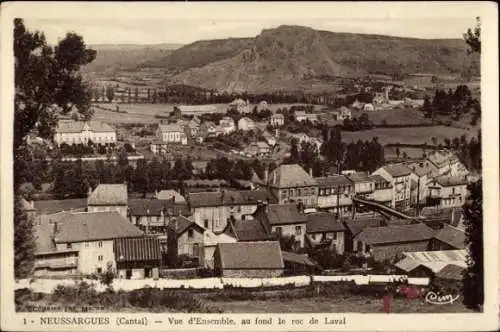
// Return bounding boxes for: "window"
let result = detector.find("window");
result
[96,268,102,274]
[332,232,337,240]
[192,243,200,257]
[275,227,282,236]
[452,188,456,195]
[281,190,288,198]
[204,220,209,228]
[98,255,103,261]
[188,229,194,238]
[98,241,103,248]
[311,234,316,240]
[295,226,302,235]
[85,242,89,248]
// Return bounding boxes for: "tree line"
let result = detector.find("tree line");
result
[421,85,480,124]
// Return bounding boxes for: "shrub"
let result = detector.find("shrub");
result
[127,288,205,312]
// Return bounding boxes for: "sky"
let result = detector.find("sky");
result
[14,2,482,46]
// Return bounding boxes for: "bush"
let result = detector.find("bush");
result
[127,287,205,312]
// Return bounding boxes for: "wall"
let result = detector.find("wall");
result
[177,228,204,258]
[55,240,115,275]
[439,184,467,208]
[87,205,127,218]
[272,223,306,248]
[221,269,284,278]
[273,186,318,208]
[192,204,258,233]
[54,130,116,146]
[373,168,411,208]
[307,231,345,254]
[203,246,216,268]
[317,188,353,210]
[369,188,392,203]
[117,268,145,279]
[370,241,430,261]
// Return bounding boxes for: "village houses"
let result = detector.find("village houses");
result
[346,172,375,199]
[219,116,236,135]
[426,175,468,208]
[306,212,346,254]
[166,216,205,267]
[315,175,354,217]
[54,120,117,146]
[198,121,218,141]
[247,141,270,157]
[229,98,251,113]
[269,113,285,127]
[372,164,412,210]
[426,150,469,177]
[367,175,393,205]
[156,123,188,145]
[268,164,318,208]
[238,117,256,131]
[294,110,307,122]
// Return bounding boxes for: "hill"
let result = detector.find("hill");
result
[142,25,479,93]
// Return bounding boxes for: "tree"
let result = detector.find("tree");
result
[464,17,481,54]
[14,19,95,277]
[106,85,115,103]
[462,180,483,310]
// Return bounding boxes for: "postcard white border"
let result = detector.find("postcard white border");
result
[1,2,499,331]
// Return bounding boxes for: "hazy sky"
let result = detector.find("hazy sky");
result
[15,2,481,45]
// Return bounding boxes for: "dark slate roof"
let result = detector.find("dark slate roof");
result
[88,184,128,206]
[55,211,144,243]
[188,189,276,208]
[306,212,346,233]
[315,175,352,188]
[34,199,87,215]
[128,199,190,216]
[282,251,318,267]
[433,225,466,249]
[268,164,317,188]
[114,237,162,262]
[369,174,392,186]
[227,219,276,242]
[346,172,373,183]
[355,223,435,245]
[344,218,385,237]
[55,120,115,133]
[184,179,229,187]
[175,216,205,236]
[261,204,307,226]
[382,164,412,177]
[406,161,436,177]
[433,175,468,187]
[217,241,284,269]
[435,264,465,281]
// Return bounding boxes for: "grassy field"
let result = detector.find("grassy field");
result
[204,296,472,313]
[342,126,475,146]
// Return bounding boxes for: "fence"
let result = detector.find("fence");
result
[16,274,429,294]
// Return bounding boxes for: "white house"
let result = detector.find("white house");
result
[238,117,256,131]
[219,117,236,135]
[372,164,412,210]
[157,123,188,145]
[229,98,251,113]
[54,120,117,146]
[426,150,469,177]
[294,111,307,122]
[363,103,375,112]
[257,101,269,111]
[427,175,468,208]
[262,131,277,146]
[270,113,285,127]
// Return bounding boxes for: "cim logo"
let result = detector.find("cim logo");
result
[425,291,460,305]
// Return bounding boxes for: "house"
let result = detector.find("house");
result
[429,224,466,250]
[269,113,285,127]
[346,172,374,199]
[257,100,269,111]
[304,113,319,123]
[214,241,284,278]
[338,106,352,120]
[406,160,437,205]
[351,100,364,110]
[282,251,320,275]
[155,190,186,203]
[394,249,467,278]
[35,211,147,276]
[372,164,412,210]
[157,123,188,145]
[219,116,236,135]
[343,216,386,252]
[306,212,346,254]
[229,98,251,113]
[252,203,308,249]
[238,117,256,131]
[114,237,162,279]
[54,120,117,146]
[353,223,436,261]
[127,198,190,236]
[262,131,277,146]
[268,164,318,208]
[202,230,237,268]
[186,117,201,137]
[315,175,354,217]
[247,141,269,156]
[294,111,307,122]
[363,103,375,112]
[289,133,322,153]
[192,161,208,176]
[367,175,393,206]
[87,184,128,218]
[223,217,277,242]
[426,150,469,177]
[167,216,205,267]
[198,121,218,140]
[187,189,277,233]
[426,175,468,208]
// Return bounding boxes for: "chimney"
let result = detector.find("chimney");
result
[263,168,269,184]
[87,186,93,198]
[154,190,159,199]
[309,167,313,177]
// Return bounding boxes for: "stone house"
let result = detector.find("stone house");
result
[268,164,318,208]
[114,237,162,279]
[53,120,116,146]
[167,216,206,267]
[372,164,412,210]
[315,175,354,217]
[367,175,393,205]
[87,184,128,218]
[306,212,346,254]
[157,123,188,145]
[429,224,466,250]
[214,241,284,278]
[426,175,468,208]
[269,113,285,127]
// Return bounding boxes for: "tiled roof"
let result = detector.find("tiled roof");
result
[158,123,184,133]
[406,161,436,177]
[184,179,229,187]
[55,211,144,243]
[369,175,392,186]
[427,150,459,168]
[188,189,276,208]
[282,251,317,267]
[268,164,317,188]
[203,230,237,246]
[395,249,467,274]
[34,199,87,214]
[355,223,435,245]
[114,237,162,262]
[306,212,346,233]
[344,218,385,237]
[433,225,466,249]
[156,190,186,203]
[433,175,468,187]
[216,241,284,269]
[260,203,307,226]
[174,216,205,236]
[315,175,352,188]
[346,172,373,183]
[382,164,412,177]
[128,199,190,217]
[435,264,465,280]
[55,120,115,133]
[227,218,276,242]
[88,184,128,206]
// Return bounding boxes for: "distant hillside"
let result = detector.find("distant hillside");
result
[82,43,182,76]
[142,25,479,93]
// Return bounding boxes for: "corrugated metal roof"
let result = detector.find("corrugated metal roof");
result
[114,237,162,262]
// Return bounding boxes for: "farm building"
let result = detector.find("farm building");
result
[114,237,162,279]
[394,249,467,278]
